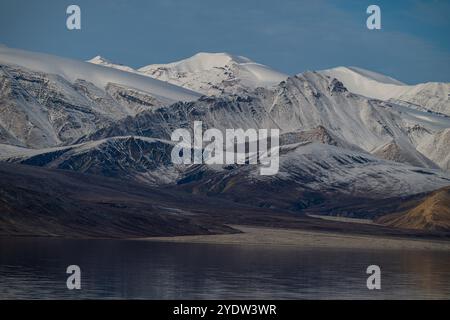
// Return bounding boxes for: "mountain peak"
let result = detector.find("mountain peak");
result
[185,52,253,67]
[140,52,254,74]
[87,55,111,64]
[86,55,137,73]
[138,52,288,95]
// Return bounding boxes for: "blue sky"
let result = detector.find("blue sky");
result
[0,0,449,84]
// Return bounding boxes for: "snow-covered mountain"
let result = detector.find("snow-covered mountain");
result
[138,52,288,96]
[1,46,450,210]
[320,66,450,116]
[72,71,450,175]
[0,46,201,148]
[0,46,201,103]
[86,52,449,117]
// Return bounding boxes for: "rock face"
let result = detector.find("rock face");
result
[8,136,180,185]
[376,186,450,232]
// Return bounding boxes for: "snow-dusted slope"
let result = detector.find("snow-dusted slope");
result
[372,139,439,169]
[392,82,450,116]
[268,72,450,161]
[0,136,181,185]
[0,46,203,148]
[138,52,288,96]
[176,142,450,203]
[87,56,137,73]
[276,143,450,197]
[0,46,201,104]
[3,136,450,199]
[0,64,180,148]
[417,128,450,172]
[78,72,450,172]
[320,66,450,116]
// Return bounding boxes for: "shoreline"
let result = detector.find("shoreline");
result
[137,225,450,251]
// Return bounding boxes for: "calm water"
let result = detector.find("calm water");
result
[0,237,449,299]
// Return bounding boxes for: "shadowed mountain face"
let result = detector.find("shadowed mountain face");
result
[1,162,449,239]
[0,162,260,238]
[376,186,450,232]
[10,136,179,185]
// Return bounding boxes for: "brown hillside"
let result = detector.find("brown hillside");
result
[376,186,450,231]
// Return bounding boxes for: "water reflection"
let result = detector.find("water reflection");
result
[0,237,449,299]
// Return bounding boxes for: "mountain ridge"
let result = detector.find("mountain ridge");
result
[320,66,450,116]
[0,46,201,103]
